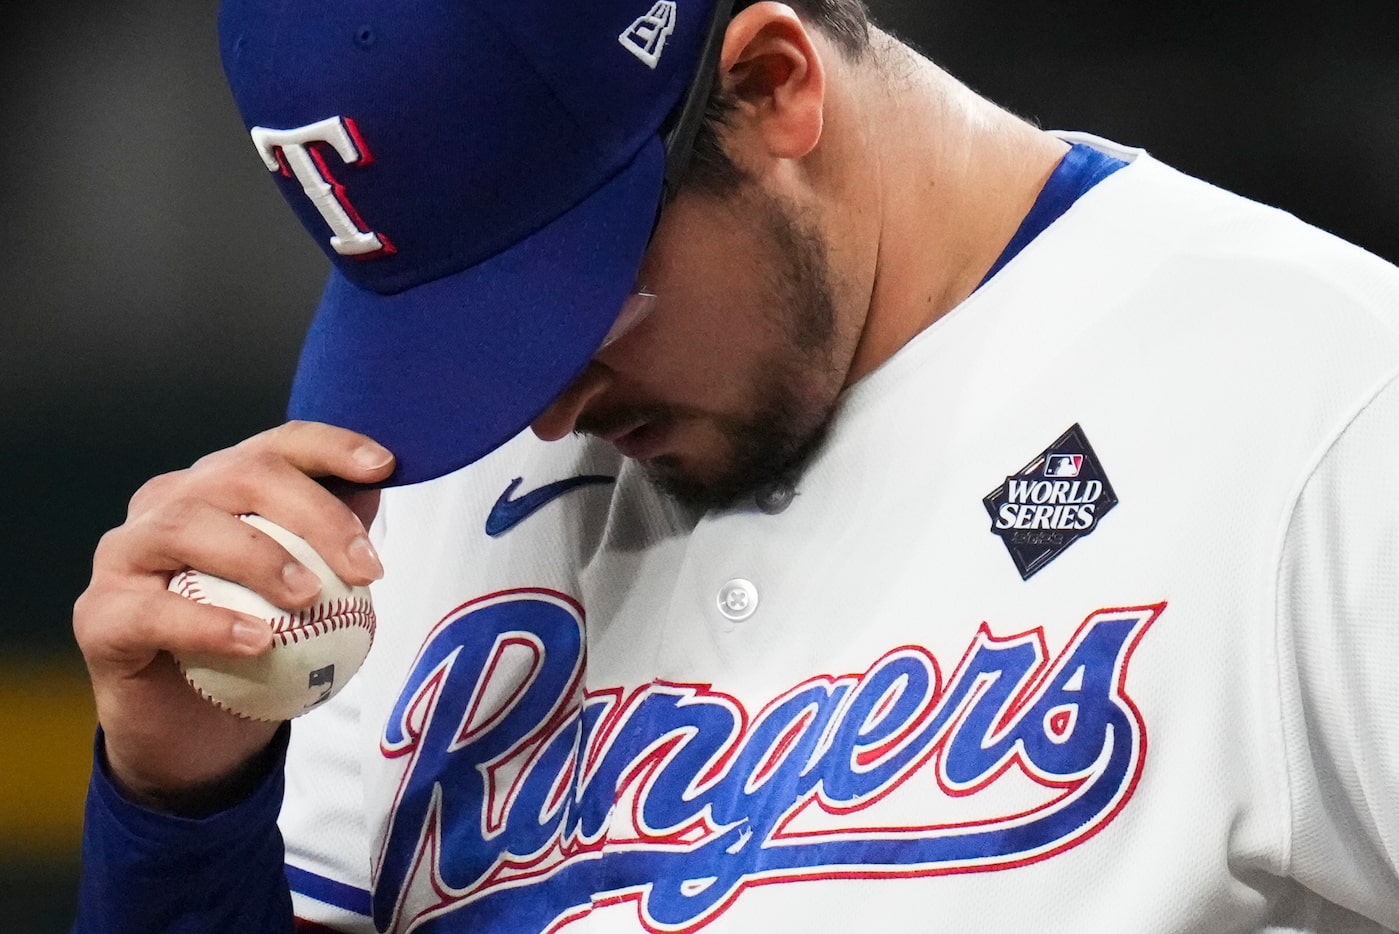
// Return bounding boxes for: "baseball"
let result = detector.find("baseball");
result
[168,514,376,721]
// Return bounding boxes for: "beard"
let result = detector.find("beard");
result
[642,385,835,512]
[586,188,846,512]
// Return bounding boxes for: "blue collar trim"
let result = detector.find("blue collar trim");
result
[977,143,1128,289]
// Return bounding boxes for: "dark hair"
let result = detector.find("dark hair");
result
[686,0,872,195]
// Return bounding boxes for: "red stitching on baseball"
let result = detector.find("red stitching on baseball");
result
[172,571,376,643]
[172,654,260,722]
[271,598,376,647]
[171,570,207,603]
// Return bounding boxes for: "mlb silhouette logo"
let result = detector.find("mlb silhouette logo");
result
[308,664,336,689]
[1044,454,1083,478]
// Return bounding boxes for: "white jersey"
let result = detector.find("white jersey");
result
[279,135,1399,933]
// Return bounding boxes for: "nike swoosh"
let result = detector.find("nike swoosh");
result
[485,474,616,537]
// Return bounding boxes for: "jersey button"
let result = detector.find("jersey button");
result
[754,483,794,514]
[717,579,759,621]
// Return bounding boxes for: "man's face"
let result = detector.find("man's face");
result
[537,182,858,511]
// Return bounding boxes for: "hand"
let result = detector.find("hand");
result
[72,421,394,813]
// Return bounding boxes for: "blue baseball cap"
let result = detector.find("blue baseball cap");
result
[218,0,730,485]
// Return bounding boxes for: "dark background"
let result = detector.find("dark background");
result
[3,0,1397,928]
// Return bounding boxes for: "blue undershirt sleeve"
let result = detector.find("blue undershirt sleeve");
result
[72,727,295,934]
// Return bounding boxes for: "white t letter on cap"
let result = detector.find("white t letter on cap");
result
[251,117,387,257]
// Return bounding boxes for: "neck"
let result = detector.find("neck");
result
[833,32,1069,387]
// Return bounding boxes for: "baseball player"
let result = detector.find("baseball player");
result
[73,0,1399,931]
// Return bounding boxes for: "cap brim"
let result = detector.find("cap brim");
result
[287,138,665,486]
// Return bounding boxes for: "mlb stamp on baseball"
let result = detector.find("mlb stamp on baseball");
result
[167,514,376,721]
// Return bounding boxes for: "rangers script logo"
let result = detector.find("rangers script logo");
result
[373,591,1161,932]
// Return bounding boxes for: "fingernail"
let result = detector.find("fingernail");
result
[353,443,394,471]
[282,562,322,598]
[231,618,269,651]
[348,535,384,581]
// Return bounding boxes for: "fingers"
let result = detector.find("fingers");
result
[75,587,272,674]
[81,420,391,672]
[209,422,391,585]
[120,423,391,589]
[97,503,323,609]
[248,420,395,484]
[228,462,384,587]
[203,458,382,587]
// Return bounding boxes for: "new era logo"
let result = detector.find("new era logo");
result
[620,0,677,69]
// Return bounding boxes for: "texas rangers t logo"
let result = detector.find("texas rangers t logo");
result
[250,116,394,257]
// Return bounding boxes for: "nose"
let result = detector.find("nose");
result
[530,362,613,441]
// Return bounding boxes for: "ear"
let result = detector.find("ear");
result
[718,3,826,163]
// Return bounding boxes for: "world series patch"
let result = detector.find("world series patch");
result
[984,424,1117,579]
